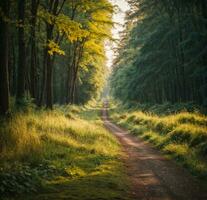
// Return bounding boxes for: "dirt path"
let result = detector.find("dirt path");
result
[102,103,207,200]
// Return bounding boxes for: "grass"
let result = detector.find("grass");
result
[109,101,207,180]
[0,104,130,200]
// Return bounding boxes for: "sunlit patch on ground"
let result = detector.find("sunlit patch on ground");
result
[0,105,130,200]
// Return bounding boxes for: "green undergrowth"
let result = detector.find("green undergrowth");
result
[121,101,204,115]
[0,104,129,200]
[109,101,207,181]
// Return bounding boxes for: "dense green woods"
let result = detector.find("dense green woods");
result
[0,0,113,114]
[111,0,207,109]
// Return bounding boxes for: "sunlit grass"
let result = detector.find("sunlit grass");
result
[0,115,42,163]
[110,103,207,180]
[0,105,129,199]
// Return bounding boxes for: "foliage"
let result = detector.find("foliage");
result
[0,0,114,113]
[47,40,65,56]
[50,0,113,105]
[110,0,207,109]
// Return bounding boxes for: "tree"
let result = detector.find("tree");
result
[0,0,10,115]
[30,0,40,102]
[16,0,26,103]
[0,0,114,113]
[111,0,207,109]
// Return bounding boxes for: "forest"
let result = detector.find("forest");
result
[1,0,207,200]
[111,0,207,109]
[0,0,112,115]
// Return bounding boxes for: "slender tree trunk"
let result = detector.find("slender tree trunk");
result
[38,48,47,106]
[66,44,74,104]
[44,0,65,109]
[17,0,26,102]
[66,3,77,104]
[0,0,10,115]
[11,37,17,95]
[30,0,39,102]
[66,65,72,104]
[69,42,85,104]
[201,0,207,107]
[45,24,54,109]
[8,35,13,95]
[69,60,77,103]
[177,6,186,102]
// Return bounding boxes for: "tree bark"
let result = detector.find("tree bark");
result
[45,24,54,109]
[177,6,186,102]
[0,0,10,115]
[45,0,66,109]
[17,0,26,102]
[69,41,85,104]
[201,0,207,107]
[30,0,39,102]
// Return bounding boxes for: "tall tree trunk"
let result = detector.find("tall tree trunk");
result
[69,42,85,104]
[8,34,13,95]
[17,0,26,102]
[30,0,39,102]
[68,44,77,104]
[201,0,207,107]
[177,5,186,102]
[38,48,47,106]
[11,37,17,96]
[66,64,72,104]
[44,0,66,109]
[0,0,10,115]
[45,24,54,109]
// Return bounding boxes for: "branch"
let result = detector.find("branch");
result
[56,0,66,16]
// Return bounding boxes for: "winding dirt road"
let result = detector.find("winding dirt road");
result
[102,102,207,200]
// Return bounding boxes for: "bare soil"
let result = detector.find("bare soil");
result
[102,104,207,200]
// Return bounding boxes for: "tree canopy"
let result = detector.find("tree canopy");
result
[110,0,207,109]
[0,0,113,114]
